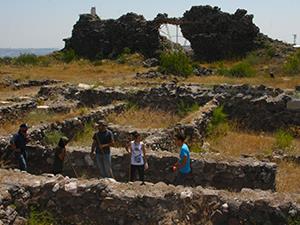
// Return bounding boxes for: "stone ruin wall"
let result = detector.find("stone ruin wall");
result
[38,83,300,132]
[1,83,300,224]
[2,145,277,192]
[63,5,261,61]
[0,170,299,225]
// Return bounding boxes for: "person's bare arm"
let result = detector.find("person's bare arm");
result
[58,148,66,161]
[173,156,187,171]
[91,140,96,154]
[125,142,131,153]
[142,144,147,163]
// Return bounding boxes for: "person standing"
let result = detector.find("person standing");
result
[10,124,30,171]
[91,120,114,178]
[53,137,69,175]
[126,131,148,184]
[172,133,191,185]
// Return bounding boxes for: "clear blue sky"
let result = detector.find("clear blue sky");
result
[0,0,299,48]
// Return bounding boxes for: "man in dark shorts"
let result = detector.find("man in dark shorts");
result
[10,124,30,171]
[91,120,114,178]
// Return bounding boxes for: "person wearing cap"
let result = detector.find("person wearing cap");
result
[53,136,69,175]
[91,120,114,178]
[10,124,30,171]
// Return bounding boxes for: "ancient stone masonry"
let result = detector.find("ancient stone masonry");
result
[64,13,162,59]
[181,6,260,61]
[216,84,300,131]
[0,101,37,123]
[0,145,277,191]
[0,79,62,89]
[63,5,262,61]
[39,83,300,131]
[0,170,299,225]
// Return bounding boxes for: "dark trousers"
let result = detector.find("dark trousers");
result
[15,152,27,171]
[130,165,144,182]
[174,171,190,186]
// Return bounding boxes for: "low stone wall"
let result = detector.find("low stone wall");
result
[0,101,37,123]
[1,79,62,89]
[3,145,277,191]
[0,104,126,154]
[37,83,300,131]
[0,169,299,225]
[29,103,126,144]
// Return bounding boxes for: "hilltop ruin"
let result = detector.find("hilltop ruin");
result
[63,5,260,61]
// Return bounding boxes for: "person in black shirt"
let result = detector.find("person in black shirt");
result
[10,124,30,171]
[53,136,69,175]
[91,120,114,178]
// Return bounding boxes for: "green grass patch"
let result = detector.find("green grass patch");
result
[14,54,39,66]
[274,129,294,151]
[288,216,300,225]
[283,50,300,75]
[206,106,229,139]
[59,49,77,63]
[176,100,200,117]
[44,130,64,146]
[218,62,255,77]
[70,122,94,146]
[27,207,56,225]
[159,51,193,77]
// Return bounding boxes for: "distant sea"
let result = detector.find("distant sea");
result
[0,48,59,58]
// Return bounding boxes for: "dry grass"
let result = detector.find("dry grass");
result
[0,108,90,135]
[0,60,147,87]
[184,75,300,89]
[276,162,300,193]
[0,86,40,101]
[209,130,300,157]
[106,107,181,129]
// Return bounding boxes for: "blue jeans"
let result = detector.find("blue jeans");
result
[96,153,113,178]
[15,151,27,171]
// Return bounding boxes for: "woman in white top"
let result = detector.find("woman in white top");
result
[126,131,148,184]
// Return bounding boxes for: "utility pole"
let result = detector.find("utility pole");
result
[176,25,179,45]
[293,34,297,46]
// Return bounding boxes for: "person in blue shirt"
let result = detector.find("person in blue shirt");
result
[10,124,30,171]
[172,133,191,185]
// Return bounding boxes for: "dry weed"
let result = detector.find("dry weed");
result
[276,162,300,193]
[106,107,181,129]
[0,108,90,135]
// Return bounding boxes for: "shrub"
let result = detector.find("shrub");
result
[244,52,261,65]
[159,51,193,77]
[274,129,294,150]
[44,130,64,146]
[0,56,12,65]
[60,49,76,63]
[288,216,300,225]
[177,100,200,117]
[14,53,39,66]
[218,62,255,77]
[38,56,53,67]
[266,46,276,58]
[27,207,55,225]
[283,54,300,75]
[206,106,229,138]
[70,122,94,146]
